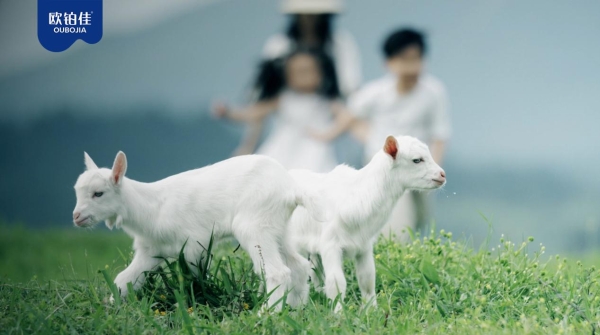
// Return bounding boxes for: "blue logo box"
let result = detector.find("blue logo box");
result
[38,0,103,52]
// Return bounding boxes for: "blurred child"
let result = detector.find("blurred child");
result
[348,28,452,241]
[213,49,353,172]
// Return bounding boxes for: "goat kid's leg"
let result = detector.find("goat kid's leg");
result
[355,245,377,309]
[114,249,161,298]
[283,246,311,308]
[309,253,324,291]
[237,230,292,312]
[183,240,212,277]
[321,243,345,312]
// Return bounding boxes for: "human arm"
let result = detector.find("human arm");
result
[212,99,278,123]
[233,121,264,156]
[429,83,452,165]
[212,99,277,155]
[348,119,370,144]
[430,139,446,165]
[345,82,381,143]
[306,101,356,142]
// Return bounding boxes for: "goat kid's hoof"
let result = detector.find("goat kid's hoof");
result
[333,302,343,313]
[102,294,115,305]
[257,305,270,317]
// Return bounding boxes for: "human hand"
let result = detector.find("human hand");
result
[232,145,254,156]
[211,101,229,119]
[306,128,333,142]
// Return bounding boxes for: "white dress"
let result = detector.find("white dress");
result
[256,90,338,173]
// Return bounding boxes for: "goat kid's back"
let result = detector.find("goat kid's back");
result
[152,155,301,233]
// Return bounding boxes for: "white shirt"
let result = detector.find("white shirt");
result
[349,74,451,159]
[262,30,362,96]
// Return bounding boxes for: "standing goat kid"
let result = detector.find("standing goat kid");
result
[287,135,446,311]
[72,152,323,310]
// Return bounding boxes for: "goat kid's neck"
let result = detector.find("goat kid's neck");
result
[115,178,163,237]
[360,152,404,196]
[350,152,405,227]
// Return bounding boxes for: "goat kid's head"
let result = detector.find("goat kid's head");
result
[72,151,127,229]
[383,135,446,191]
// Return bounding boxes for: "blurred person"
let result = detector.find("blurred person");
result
[232,0,362,157]
[264,0,361,96]
[348,28,451,241]
[213,49,353,172]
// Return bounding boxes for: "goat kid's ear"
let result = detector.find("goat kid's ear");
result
[111,151,127,185]
[383,136,398,160]
[84,152,98,170]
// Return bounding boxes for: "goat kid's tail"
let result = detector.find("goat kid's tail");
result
[295,189,330,222]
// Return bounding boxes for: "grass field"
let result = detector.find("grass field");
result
[0,226,132,282]
[1,225,600,334]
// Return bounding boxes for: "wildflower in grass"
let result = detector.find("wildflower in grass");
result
[243,303,249,310]
[160,311,166,316]
[160,294,166,300]
[187,307,193,314]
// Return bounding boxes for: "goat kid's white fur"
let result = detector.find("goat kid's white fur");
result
[73,152,325,310]
[287,135,446,311]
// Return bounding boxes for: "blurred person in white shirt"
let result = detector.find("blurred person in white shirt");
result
[349,28,451,241]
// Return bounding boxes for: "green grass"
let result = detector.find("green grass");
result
[1,226,600,334]
[0,226,131,282]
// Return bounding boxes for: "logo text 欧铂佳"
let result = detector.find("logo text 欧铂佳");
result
[48,11,93,33]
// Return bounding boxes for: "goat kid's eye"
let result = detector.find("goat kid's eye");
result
[93,192,104,198]
[412,158,424,164]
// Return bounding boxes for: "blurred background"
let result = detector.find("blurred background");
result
[1,0,599,258]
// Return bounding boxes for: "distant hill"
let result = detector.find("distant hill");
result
[0,110,241,227]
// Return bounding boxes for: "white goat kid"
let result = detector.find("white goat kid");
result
[72,152,320,310]
[287,135,446,311]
